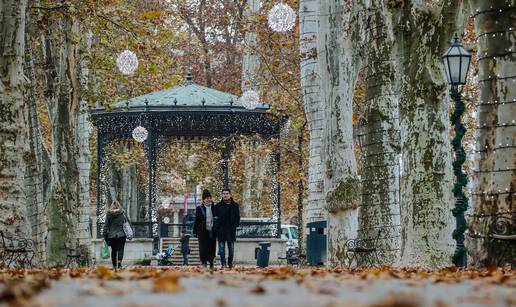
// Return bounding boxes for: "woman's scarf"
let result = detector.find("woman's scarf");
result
[205,203,213,231]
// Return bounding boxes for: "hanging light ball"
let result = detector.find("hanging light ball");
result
[116,50,138,75]
[268,3,296,33]
[163,217,170,224]
[240,90,260,110]
[132,126,148,143]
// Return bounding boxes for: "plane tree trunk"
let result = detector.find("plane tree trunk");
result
[0,0,30,238]
[466,0,516,266]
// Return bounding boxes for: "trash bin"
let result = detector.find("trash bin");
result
[306,221,327,266]
[255,241,271,268]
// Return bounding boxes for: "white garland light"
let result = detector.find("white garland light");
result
[240,90,260,110]
[267,3,296,33]
[116,50,138,75]
[132,126,148,143]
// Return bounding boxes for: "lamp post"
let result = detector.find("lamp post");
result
[442,33,471,268]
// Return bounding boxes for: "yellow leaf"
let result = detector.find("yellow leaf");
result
[152,272,183,293]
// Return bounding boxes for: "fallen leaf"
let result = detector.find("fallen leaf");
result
[94,265,115,279]
[249,284,266,294]
[369,294,421,307]
[318,288,336,295]
[152,272,183,293]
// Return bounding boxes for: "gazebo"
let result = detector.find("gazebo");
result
[90,74,284,241]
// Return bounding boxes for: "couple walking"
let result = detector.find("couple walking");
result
[193,188,240,269]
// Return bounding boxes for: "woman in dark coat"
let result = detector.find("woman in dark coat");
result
[193,190,217,269]
[103,201,127,269]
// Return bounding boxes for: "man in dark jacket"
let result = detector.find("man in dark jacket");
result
[213,188,240,268]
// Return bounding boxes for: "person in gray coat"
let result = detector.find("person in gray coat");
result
[103,201,127,269]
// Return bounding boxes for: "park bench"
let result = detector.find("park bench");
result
[278,247,306,266]
[489,213,516,241]
[0,231,35,268]
[64,242,90,268]
[345,230,381,269]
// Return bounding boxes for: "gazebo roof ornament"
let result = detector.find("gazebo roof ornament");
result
[185,70,193,85]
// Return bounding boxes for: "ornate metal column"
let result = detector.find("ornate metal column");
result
[95,128,108,238]
[146,124,157,238]
[451,86,468,267]
[222,139,233,189]
[271,134,282,239]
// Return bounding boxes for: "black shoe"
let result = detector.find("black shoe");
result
[209,262,214,269]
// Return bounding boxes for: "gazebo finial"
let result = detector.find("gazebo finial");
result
[186,70,193,85]
[185,29,193,85]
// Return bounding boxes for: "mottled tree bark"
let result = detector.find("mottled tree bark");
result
[466,0,516,266]
[242,142,254,216]
[357,0,401,265]
[318,0,362,265]
[395,0,463,267]
[41,16,92,265]
[0,0,30,237]
[24,12,51,264]
[241,0,261,216]
[300,0,326,228]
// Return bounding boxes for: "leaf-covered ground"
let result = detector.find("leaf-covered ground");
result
[1,266,514,306]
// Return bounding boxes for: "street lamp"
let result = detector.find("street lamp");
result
[442,33,471,268]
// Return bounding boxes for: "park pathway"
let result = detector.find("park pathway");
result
[1,266,514,307]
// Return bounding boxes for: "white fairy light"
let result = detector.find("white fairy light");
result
[267,3,296,33]
[116,50,138,75]
[240,90,260,110]
[132,126,148,143]
[163,217,170,224]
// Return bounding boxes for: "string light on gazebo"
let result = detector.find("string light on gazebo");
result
[240,90,260,110]
[116,50,139,75]
[132,125,148,143]
[267,3,296,32]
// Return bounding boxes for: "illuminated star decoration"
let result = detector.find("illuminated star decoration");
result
[267,3,296,32]
[240,90,260,110]
[116,50,139,75]
[132,126,148,143]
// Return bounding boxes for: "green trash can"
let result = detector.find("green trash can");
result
[255,241,271,268]
[306,221,327,266]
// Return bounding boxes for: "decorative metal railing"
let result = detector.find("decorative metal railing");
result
[97,222,155,239]
[97,221,280,239]
[236,222,279,238]
[159,223,194,237]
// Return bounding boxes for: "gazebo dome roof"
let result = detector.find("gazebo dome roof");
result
[90,73,280,139]
[112,74,264,110]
